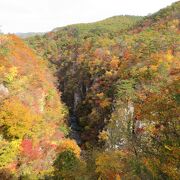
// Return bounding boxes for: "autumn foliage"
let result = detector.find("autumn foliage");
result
[0,35,72,178]
[0,1,179,179]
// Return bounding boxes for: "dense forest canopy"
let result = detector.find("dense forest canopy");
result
[0,1,179,179]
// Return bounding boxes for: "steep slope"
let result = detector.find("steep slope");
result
[130,1,180,33]
[0,35,82,179]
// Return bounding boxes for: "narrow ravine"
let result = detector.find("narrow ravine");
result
[59,81,87,146]
[68,115,82,145]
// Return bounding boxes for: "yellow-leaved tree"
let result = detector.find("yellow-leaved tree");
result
[0,98,42,139]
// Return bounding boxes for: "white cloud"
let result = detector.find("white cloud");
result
[0,0,177,33]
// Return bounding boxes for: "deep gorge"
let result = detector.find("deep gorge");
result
[57,61,114,147]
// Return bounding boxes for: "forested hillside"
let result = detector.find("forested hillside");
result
[0,1,179,179]
[0,35,82,179]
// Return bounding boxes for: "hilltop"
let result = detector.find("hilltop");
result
[53,15,142,33]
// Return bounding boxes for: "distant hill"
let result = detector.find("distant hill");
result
[53,15,143,33]
[15,32,45,38]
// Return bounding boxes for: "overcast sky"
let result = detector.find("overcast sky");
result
[0,0,177,33]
